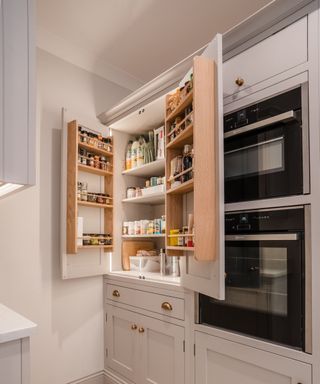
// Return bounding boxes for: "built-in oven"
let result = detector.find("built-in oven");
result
[224,85,309,203]
[199,206,311,352]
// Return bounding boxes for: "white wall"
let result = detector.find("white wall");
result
[0,49,129,384]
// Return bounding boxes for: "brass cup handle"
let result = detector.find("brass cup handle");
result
[235,77,244,86]
[138,327,145,333]
[112,289,120,297]
[161,302,173,311]
[131,324,137,330]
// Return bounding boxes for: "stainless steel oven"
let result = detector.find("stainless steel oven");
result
[199,206,311,352]
[224,85,309,203]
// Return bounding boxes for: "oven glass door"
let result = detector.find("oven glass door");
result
[224,120,303,203]
[199,236,304,350]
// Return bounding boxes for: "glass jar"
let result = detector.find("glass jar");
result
[82,130,88,143]
[87,193,96,203]
[97,194,104,204]
[105,234,112,245]
[90,234,99,246]
[126,187,136,199]
[100,156,107,170]
[82,234,91,246]
[80,182,88,201]
[98,234,105,245]
[122,222,129,235]
[88,154,94,167]
[77,182,82,200]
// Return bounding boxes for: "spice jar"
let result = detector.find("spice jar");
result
[94,155,100,168]
[97,194,104,204]
[178,230,184,246]
[100,156,107,170]
[82,129,88,143]
[82,234,91,246]
[105,234,112,245]
[98,234,105,245]
[105,194,111,205]
[90,234,99,246]
[80,182,88,201]
[77,182,82,200]
[122,222,129,235]
[87,193,96,203]
[88,154,94,167]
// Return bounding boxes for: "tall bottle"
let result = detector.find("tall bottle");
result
[182,144,193,182]
[137,136,145,167]
[131,138,139,169]
[125,141,133,170]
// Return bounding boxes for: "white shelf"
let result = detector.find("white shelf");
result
[122,192,165,205]
[122,234,165,239]
[122,158,165,177]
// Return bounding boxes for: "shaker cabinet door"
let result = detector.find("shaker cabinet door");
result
[195,331,312,384]
[180,33,225,300]
[139,315,185,384]
[105,306,140,383]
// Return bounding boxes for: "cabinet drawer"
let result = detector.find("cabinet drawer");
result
[224,17,307,98]
[106,284,185,320]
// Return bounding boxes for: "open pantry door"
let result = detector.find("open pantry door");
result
[179,34,225,300]
[60,108,112,279]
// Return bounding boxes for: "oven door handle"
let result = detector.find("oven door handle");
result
[225,233,300,241]
[224,110,297,139]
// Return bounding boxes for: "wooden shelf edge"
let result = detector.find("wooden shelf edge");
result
[78,164,113,176]
[78,245,113,250]
[78,201,113,209]
[166,179,194,195]
[78,142,113,157]
[166,124,193,149]
[166,246,194,252]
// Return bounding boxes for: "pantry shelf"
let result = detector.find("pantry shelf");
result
[166,246,194,252]
[166,179,194,195]
[166,123,193,149]
[122,158,165,177]
[122,192,165,205]
[78,163,113,176]
[78,142,113,157]
[122,234,165,239]
[78,200,113,209]
[166,90,193,122]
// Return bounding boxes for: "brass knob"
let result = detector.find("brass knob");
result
[131,324,137,330]
[161,302,173,311]
[138,327,145,333]
[235,77,244,86]
[112,289,120,297]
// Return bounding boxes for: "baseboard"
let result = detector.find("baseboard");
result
[67,371,105,384]
[104,368,130,384]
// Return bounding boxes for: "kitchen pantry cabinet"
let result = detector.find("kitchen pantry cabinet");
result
[106,305,185,384]
[0,0,35,193]
[195,331,312,384]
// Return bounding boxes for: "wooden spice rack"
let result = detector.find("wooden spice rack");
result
[66,120,113,254]
[165,56,217,260]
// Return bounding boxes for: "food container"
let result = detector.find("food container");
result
[126,187,136,199]
[90,234,99,246]
[129,256,160,273]
[96,194,104,204]
[128,221,135,236]
[82,234,91,246]
[140,220,149,235]
[123,222,129,235]
[142,184,165,196]
[169,229,179,246]
[134,220,141,235]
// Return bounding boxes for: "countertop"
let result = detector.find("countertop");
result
[0,304,37,343]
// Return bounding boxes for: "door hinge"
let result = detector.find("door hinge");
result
[105,348,108,358]
[193,343,196,356]
[183,340,185,352]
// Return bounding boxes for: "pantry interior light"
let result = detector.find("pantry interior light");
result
[0,183,23,198]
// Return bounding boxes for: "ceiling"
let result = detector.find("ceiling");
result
[37,0,272,91]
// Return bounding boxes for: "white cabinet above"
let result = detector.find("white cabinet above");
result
[0,0,35,197]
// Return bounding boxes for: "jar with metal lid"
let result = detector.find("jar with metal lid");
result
[122,222,129,235]
[94,155,100,168]
[82,129,88,143]
[97,194,104,204]
[87,192,96,203]
[88,154,94,167]
[100,156,107,170]
[98,234,105,245]
[77,182,82,200]
[105,234,112,245]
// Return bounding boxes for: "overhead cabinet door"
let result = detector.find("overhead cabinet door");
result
[177,34,225,300]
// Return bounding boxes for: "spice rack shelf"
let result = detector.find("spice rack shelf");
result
[166,179,194,195]
[166,90,193,122]
[122,158,165,177]
[78,163,113,177]
[78,141,113,157]
[122,192,165,205]
[78,200,113,209]
[166,123,193,149]
[66,120,113,254]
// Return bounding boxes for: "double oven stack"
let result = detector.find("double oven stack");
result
[199,85,311,353]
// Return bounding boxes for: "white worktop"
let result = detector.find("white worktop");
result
[0,304,37,343]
